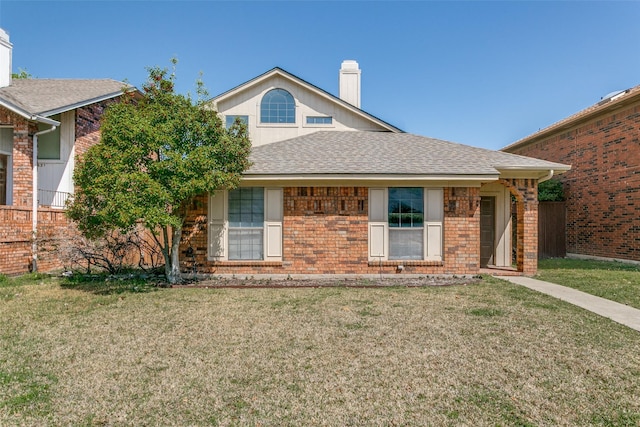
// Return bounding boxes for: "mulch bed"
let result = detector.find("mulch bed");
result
[174,275,482,289]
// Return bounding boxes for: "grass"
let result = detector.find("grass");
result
[537,258,640,309]
[1,274,639,426]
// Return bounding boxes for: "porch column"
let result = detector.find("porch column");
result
[501,178,539,275]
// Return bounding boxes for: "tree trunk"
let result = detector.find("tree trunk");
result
[166,225,183,284]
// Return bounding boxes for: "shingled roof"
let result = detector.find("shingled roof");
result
[0,78,129,118]
[247,131,569,178]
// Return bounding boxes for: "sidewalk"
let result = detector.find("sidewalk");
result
[501,276,640,332]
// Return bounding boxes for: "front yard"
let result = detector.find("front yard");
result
[1,274,639,426]
[537,258,640,309]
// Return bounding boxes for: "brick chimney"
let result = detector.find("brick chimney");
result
[0,28,12,88]
[339,60,361,108]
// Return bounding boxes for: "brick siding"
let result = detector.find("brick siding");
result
[0,205,74,275]
[0,99,115,275]
[507,101,640,262]
[181,186,485,276]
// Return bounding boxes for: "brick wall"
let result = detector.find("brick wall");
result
[0,205,74,275]
[508,101,640,262]
[75,100,114,158]
[0,109,35,208]
[444,187,481,273]
[501,178,538,275]
[182,186,483,276]
[0,99,118,275]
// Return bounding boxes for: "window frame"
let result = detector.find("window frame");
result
[0,126,13,206]
[388,187,425,260]
[37,113,62,162]
[208,187,283,262]
[259,88,296,125]
[304,115,334,127]
[368,187,443,262]
[228,187,265,261]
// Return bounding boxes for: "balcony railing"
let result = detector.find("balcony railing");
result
[38,189,72,209]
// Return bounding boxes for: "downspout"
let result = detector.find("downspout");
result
[32,121,58,272]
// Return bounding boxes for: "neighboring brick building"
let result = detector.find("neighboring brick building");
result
[179,63,569,277]
[503,85,640,263]
[0,28,131,274]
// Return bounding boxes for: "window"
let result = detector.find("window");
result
[225,115,249,129]
[228,187,264,260]
[388,188,424,260]
[306,116,332,125]
[0,127,12,205]
[0,154,7,205]
[209,187,283,261]
[37,114,61,160]
[260,89,295,123]
[368,187,443,262]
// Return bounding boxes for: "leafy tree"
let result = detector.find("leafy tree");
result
[11,68,32,79]
[68,61,251,283]
[538,179,565,201]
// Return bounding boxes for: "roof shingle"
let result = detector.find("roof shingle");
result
[247,131,569,176]
[0,79,128,117]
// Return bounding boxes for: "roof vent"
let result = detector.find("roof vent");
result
[598,89,628,105]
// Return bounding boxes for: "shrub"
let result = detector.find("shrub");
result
[538,179,565,201]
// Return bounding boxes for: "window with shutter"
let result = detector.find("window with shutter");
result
[208,187,283,261]
[368,187,443,262]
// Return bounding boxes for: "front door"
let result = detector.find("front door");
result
[480,196,495,267]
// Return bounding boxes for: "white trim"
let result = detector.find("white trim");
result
[242,175,498,183]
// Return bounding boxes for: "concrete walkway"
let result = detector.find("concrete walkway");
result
[501,276,640,332]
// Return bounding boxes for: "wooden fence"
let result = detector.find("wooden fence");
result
[538,201,566,259]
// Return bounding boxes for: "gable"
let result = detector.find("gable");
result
[211,69,401,147]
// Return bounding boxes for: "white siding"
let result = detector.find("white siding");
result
[215,75,391,147]
[37,111,75,207]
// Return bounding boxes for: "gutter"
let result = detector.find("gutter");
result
[537,169,554,184]
[31,116,60,272]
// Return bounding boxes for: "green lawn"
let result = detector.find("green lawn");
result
[1,274,639,426]
[537,258,640,309]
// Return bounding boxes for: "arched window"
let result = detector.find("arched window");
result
[260,89,295,123]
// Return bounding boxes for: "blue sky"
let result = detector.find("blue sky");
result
[1,1,639,150]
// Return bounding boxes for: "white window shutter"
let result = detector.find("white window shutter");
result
[425,188,443,261]
[208,191,227,260]
[264,188,283,260]
[368,188,387,260]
